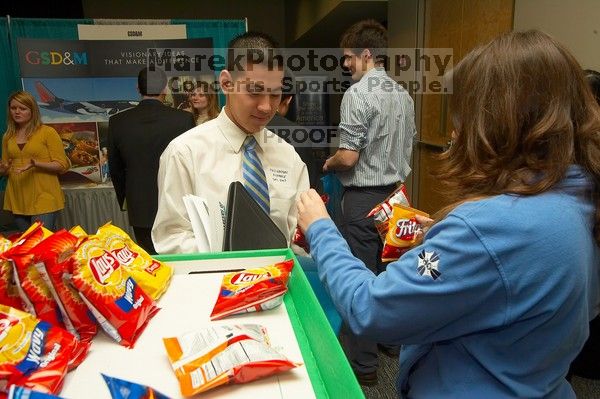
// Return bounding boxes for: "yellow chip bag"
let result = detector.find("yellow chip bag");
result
[69,225,88,238]
[382,204,429,262]
[96,223,172,300]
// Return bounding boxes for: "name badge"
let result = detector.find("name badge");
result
[268,167,291,186]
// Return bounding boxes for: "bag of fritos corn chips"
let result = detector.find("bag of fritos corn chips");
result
[381,204,429,262]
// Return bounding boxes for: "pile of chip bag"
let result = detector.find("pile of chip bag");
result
[0,221,173,397]
[163,324,299,396]
[366,185,430,261]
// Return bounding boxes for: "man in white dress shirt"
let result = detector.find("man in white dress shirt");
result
[152,32,309,254]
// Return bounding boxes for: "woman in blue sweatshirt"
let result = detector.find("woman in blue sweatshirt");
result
[298,30,600,398]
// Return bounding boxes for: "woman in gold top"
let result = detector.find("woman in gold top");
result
[0,91,69,231]
[186,80,220,125]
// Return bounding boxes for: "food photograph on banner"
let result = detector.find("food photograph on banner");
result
[17,37,214,184]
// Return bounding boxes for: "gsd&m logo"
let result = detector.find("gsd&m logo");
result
[25,50,88,66]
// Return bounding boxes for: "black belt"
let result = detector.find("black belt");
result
[343,183,398,193]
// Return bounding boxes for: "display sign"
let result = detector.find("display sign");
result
[17,38,214,183]
[78,24,187,40]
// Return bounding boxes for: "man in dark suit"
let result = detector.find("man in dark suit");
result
[108,68,195,254]
[267,83,321,190]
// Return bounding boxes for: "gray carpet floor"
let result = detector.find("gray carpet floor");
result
[339,337,600,398]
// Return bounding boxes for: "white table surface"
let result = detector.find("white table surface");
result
[61,256,314,399]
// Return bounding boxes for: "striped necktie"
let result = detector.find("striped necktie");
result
[242,135,270,214]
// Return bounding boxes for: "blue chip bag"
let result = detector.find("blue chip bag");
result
[101,374,170,399]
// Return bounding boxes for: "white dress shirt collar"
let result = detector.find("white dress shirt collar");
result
[217,108,267,154]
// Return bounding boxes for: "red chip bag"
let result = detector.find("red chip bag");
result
[30,230,98,347]
[4,224,63,327]
[293,194,329,253]
[381,204,429,262]
[0,304,83,396]
[11,253,64,328]
[0,236,23,311]
[70,237,159,348]
[210,260,294,320]
[367,184,411,242]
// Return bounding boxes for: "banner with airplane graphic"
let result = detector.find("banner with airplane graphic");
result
[17,38,214,182]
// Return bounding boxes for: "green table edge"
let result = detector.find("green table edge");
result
[155,249,364,399]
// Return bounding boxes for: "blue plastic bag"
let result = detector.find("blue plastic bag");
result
[320,173,344,224]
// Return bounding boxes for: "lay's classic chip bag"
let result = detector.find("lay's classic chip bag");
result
[0,305,82,396]
[70,237,159,348]
[96,224,172,300]
[210,260,294,320]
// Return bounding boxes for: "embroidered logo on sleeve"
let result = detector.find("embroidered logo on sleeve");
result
[417,250,441,280]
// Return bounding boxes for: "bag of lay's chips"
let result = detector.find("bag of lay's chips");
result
[96,223,172,300]
[0,236,23,311]
[101,374,170,399]
[70,236,159,348]
[68,226,87,238]
[30,230,97,347]
[382,204,429,262]
[163,325,269,376]
[3,224,63,328]
[10,253,64,328]
[367,184,411,242]
[0,305,83,396]
[210,260,294,321]
[8,385,63,399]
[169,338,299,396]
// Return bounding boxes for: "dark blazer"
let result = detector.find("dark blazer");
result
[108,99,195,228]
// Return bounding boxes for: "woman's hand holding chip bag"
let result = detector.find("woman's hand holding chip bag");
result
[414,214,434,245]
[297,189,331,233]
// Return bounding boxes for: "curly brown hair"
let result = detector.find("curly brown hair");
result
[436,30,600,243]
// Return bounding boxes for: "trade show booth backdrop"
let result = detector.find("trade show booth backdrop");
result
[0,17,246,187]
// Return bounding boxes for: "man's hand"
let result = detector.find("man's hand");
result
[297,189,331,233]
[322,149,359,172]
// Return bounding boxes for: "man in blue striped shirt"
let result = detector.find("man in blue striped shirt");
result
[323,19,417,385]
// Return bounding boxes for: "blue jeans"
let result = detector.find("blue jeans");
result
[13,212,59,232]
